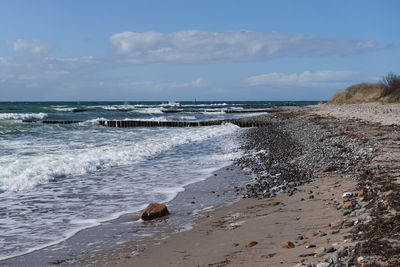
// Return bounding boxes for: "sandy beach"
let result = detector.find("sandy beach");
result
[66,103,399,267]
[3,103,399,267]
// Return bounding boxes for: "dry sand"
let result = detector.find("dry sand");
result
[310,103,400,125]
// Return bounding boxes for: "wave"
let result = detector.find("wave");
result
[171,115,196,120]
[51,107,78,112]
[78,117,109,126]
[129,108,164,114]
[0,113,48,120]
[181,103,228,107]
[0,123,239,192]
[160,101,180,107]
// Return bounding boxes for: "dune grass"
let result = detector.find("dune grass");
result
[328,72,400,104]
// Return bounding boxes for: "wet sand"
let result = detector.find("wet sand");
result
[89,174,357,267]
[0,166,250,267]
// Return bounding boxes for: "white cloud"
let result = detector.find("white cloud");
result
[98,78,207,91]
[109,31,387,64]
[8,39,54,54]
[247,70,358,87]
[0,56,96,85]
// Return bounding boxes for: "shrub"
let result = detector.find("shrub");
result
[381,72,400,97]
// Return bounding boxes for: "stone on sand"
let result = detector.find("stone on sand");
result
[284,241,295,248]
[246,241,258,248]
[141,203,169,221]
[304,230,319,238]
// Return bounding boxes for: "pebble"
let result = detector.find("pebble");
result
[246,241,258,248]
[284,241,295,248]
[299,253,315,257]
[342,192,355,198]
[314,247,326,257]
[326,247,336,253]
[236,117,370,200]
[304,231,319,238]
[234,112,374,267]
[329,220,343,230]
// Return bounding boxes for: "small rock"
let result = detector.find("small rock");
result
[330,220,343,230]
[314,247,326,257]
[326,247,336,253]
[305,231,319,238]
[141,203,169,221]
[284,241,295,248]
[232,243,239,247]
[316,263,330,267]
[337,202,352,210]
[357,256,369,265]
[342,219,355,227]
[246,241,258,248]
[342,210,350,216]
[299,253,315,257]
[296,235,304,240]
[331,230,340,234]
[319,231,327,237]
[342,192,354,198]
[306,244,316,249]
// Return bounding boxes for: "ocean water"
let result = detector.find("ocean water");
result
[0,101,315,260]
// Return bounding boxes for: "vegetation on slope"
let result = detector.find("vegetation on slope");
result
[328,72,400,104]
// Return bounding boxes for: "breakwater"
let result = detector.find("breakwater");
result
[22,119,269,127]
[98,120,268,128]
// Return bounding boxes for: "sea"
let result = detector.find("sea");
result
[0,101,316,261]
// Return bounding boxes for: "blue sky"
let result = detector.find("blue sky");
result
[0,0,398,101]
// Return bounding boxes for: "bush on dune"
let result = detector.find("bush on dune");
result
[328,72,400,104]
[381,72,400,102]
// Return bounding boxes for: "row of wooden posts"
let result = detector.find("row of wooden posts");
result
[98,120,268,128]
[22,120,83,124]
[22,119,269,128]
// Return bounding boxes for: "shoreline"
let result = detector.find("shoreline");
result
[0,163,250,267]
[79,103,399,266]
[3,103,400,266]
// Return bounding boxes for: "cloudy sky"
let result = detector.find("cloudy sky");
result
[0,0,398,101]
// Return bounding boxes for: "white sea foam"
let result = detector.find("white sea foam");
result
[120,115,196,122]
[51,107,76,112]
[130,108,164,114]
[160,101,180,107]
[181,103,228,107]
[0,123,239,192]
[173,115,196,120]
[0,113,48,120]
[79,117,109,126]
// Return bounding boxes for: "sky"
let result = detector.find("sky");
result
[0,0,399,101]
